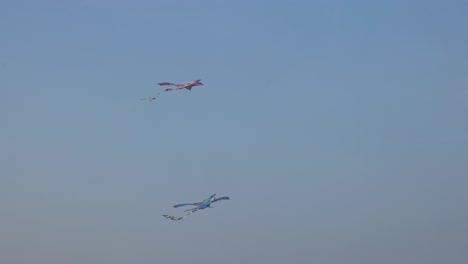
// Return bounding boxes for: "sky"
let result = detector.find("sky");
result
[1,0,468,263]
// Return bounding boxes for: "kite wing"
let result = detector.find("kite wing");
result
[158,82,176,86]
[184,207,201,212]
[173,203,202,208]
[211,197,230,203]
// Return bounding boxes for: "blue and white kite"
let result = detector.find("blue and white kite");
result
[163,193,230,221]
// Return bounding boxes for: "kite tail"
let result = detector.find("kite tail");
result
[141,91,165,102]
[141,97,157,101]
[163,209,198,221]
[162,214,184,221]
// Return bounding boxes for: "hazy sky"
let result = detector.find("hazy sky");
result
[1,1,467,263]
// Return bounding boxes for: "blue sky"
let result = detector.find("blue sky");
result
[1,1,467,263]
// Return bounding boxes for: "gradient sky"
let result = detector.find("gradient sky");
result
[1,1,468,263]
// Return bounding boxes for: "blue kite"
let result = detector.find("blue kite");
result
[163,193,230,221]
